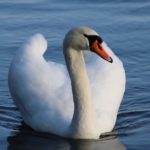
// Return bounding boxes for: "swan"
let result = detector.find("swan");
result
[8,27,126,139]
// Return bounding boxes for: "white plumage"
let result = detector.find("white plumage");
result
[8,27,126,139]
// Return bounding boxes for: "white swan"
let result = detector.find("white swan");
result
[8,27,126,139]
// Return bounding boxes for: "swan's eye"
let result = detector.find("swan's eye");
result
[83,34,103,47]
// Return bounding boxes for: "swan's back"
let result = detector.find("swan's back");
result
[8,34,73,134]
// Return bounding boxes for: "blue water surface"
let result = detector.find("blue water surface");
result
[0,0,150,149]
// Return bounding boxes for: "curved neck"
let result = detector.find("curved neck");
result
[64,47,95,138]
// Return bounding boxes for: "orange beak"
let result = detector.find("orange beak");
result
[90,40,113,63]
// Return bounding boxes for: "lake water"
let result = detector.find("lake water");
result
[0,0,150,149]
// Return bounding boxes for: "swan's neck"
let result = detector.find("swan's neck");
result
[64,47,96,138]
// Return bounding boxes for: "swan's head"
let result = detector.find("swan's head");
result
[63,27,113,63]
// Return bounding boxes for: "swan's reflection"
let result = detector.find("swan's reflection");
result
[7,124,126,150]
